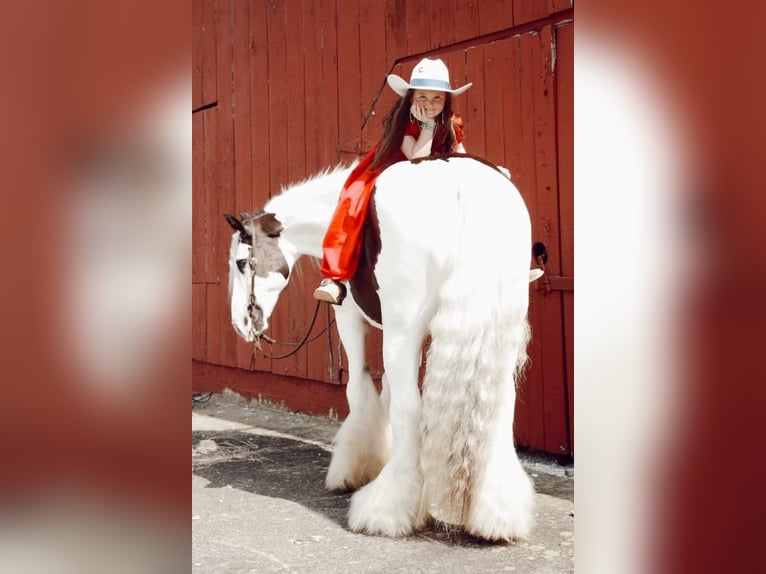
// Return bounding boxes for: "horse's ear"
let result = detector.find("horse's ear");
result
[224,213,245,233]
[259,212,283,238]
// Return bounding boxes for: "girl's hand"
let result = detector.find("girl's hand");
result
[411,102,429,122]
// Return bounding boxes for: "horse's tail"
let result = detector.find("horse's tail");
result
[419,175,533,535]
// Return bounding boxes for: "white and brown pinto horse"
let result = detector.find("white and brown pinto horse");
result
[225,156,535,541]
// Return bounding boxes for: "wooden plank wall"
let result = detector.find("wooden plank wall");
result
[192,0,574,456]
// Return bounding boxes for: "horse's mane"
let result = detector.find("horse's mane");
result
[269,161,357,203]
[252,161,359,276]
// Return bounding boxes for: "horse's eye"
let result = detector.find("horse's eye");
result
[236,259,247,273]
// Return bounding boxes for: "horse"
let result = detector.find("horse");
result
[224,156,535,541]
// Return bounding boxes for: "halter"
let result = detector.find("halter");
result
[235,233,336,369]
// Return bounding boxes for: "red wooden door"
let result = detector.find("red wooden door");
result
[363,22,573,458]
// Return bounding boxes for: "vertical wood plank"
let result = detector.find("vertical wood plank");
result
[482,42,505,166]
[441,50,458,110]
[336,0,362,162]
[520,308,547,451]
[285,2,307,184]
[430,0,455,49]
[496,33,554,450]
[551,0,572,12]
[193,0,202,110]
[192,284,207,361]
[266,1,289,200]
[206,0,237,368]
[250,0,271,207]
[192,112,208,283]
[407,0,431,56]
[303,0,323,176]
[383,0,408,64]
[514,32,546,451]
[478,0,514,34]
[464,47,486,158]
[555,23,573,280]
[530,26,568,455]
[319,0,339,167]
[501,36,534,447]
[556,22,574,454]
[192,0,220,109]
[501,36,524,187]
[266,0,295,377]
[514,34,538,225]
[201,0,218,105]
[513,0,550,26]
[563,291,573,454]
[359,0,387,150]
[453,0,479,44]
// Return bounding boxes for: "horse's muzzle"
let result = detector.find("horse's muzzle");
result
[247,303,265,334]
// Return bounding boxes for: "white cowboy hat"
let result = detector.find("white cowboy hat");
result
[387,58,472,97]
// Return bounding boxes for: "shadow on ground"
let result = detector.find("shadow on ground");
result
[193,429,572,548]
[193,431,351,526]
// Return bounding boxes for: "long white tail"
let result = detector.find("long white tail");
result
[419,177,533,536]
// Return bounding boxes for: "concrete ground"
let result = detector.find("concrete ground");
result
[192,392,574,574]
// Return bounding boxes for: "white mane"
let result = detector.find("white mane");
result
[259,162,357,260]
[265,162,356,229]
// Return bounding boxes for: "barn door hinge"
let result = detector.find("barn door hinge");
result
[533,241,574,293]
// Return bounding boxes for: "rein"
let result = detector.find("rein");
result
[250,301,335,367]
[240,233,336,369]
[248,299,337,368]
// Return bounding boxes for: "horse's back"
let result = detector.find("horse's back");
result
[374,157,531,275]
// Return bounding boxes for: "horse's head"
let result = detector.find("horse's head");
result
[224,210,293,342]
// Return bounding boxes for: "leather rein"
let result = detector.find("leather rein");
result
[243,238,335,368]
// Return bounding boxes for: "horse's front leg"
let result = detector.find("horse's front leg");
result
[348,324,426,536]
[325,297,390,491]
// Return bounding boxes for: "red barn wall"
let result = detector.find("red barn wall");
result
[192,0,574,457]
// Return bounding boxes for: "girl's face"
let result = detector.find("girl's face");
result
[412,89,446,119]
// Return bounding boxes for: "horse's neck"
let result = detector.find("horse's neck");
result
[264,165,353,259]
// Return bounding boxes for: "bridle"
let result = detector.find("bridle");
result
[236,234,336,369]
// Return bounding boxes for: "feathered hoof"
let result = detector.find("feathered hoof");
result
[324,415,390,492]
[325,447,386,492]
[464,474,535,542]
[347,469,423,537]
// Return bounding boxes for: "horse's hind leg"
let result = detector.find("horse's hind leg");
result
[325,299,390,491]
[465,357,534,541]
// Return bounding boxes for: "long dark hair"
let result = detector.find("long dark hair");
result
[370,89,457,172]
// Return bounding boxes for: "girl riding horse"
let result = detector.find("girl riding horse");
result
[314,58,542,304]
